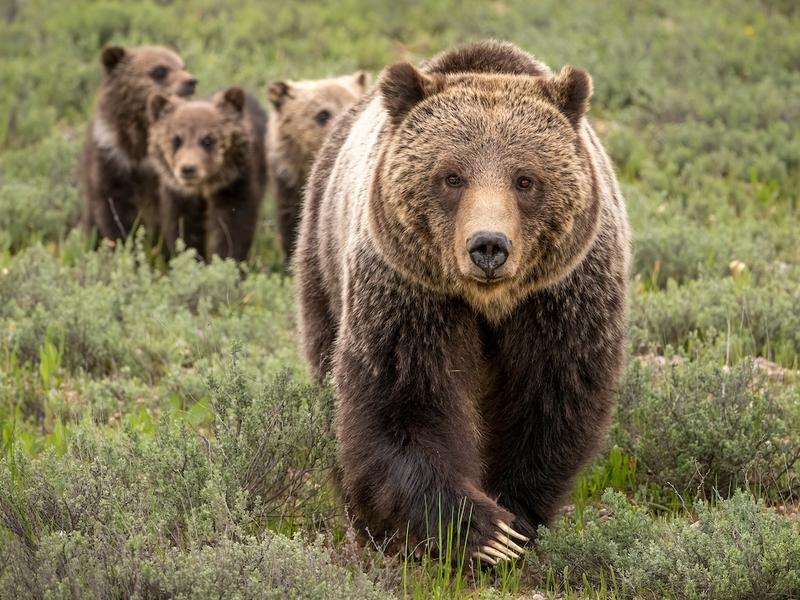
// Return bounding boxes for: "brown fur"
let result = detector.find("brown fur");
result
[294,41,630,558]
[80,45,196,242]
[147,87,267,262]
[266,72,368,260]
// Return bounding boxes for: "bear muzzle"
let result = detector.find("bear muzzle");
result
[467,231,511,280]
[176,77,198,98]
[173,159,207,189]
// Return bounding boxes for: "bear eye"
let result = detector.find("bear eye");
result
[172,135,183,151]
[515,176,534,191]
[200,135,216,150]
[150,66,169,81]
[445,173,464,188]
[314,109,332,126]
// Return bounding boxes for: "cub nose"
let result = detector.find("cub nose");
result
[180,78,198,96]
[467,231,510,276]
[180,164,198,178]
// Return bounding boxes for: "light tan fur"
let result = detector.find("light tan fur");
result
[266,72,369,259]
[267,73,369,188]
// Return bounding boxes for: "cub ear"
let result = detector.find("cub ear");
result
[379,63,444,127]
[219,86,246,115]
[267,80,291,111]
[353,70,370,92]
[546,65,592,127]
[147,93,175,123]
[101,46,126,74]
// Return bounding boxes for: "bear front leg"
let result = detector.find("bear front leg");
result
[207,182,259,262]
[294,248,337,381]
[88,160,139,242]
[333,268,527,564]
[481,276,627,539]
[159,189,208,261]
[275,176,301,261]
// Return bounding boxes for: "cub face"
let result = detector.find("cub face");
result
[101,45,197,100]
[373,63,600,317]
[267,72,369,164]
[147,87,248,194]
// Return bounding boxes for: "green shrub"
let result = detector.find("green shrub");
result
[630,270,800,367]
[534,490,800,600]
[0,365,353,598]
[0,238,299,421]
[613,356,800,502]
[0,530,391,599]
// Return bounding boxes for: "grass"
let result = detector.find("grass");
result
[1,0,799,598]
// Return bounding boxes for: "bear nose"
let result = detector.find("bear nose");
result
[180,164,198,178]
[467,231,510,277]
[180,78,198,96]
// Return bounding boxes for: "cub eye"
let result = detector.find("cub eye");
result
[515,176,534,190]
[314,109,332,126]
[171,135,183,151]
[445,173,464,188]
[200,135,216,150]
[150,66,169,81]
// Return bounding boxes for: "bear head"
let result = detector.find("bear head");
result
[370,62,601,321]
[100,45,196,105]
[147,87,250,195]
[267,72,369,173]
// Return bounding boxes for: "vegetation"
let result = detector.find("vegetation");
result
[1,0,798,597]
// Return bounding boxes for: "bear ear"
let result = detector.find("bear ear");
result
[147,93,176,124]
[353,70,370,91]
[101,46,126,74]
[379,62,444,127]
[546,65,593,127]
[219,86,246,116]
[267,80,291,111]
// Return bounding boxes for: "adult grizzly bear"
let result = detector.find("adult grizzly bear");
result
[147,87,267,262]
[266,72,369,261]
[81,45,197,243]
[295,41,630,565]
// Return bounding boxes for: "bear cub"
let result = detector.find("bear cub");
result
[266,72,368,261]
[81,45,197,243]
[147,87,267,262]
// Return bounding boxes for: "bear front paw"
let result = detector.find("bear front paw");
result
[472,520,529,566]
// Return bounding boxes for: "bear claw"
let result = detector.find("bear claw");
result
[473,550,498,565]
[493,531,525,555]
[472,521,529,565]
[482,543,519,561]
[488,538,521,559]
[496,520,529,541]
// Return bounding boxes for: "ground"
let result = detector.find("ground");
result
[0,1,799,598]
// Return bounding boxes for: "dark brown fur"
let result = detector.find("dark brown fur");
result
[80,45,196,243]
[266,73,368,261]
[147,87,267,262]
[295,41,630,559]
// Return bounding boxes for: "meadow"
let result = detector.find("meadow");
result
[1,0,799,598]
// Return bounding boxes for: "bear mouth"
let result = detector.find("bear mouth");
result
[468,273,508,286]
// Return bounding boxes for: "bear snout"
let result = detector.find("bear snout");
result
[180,164,198,179]
[177,78,198,98]
[467,231,510,278]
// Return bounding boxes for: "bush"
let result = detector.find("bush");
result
[0,530,390,600]
[534,490,800,600]
[613,356,800,502]
[0,366,355,599]
[0,237,299,423]
[630,269,800,367]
